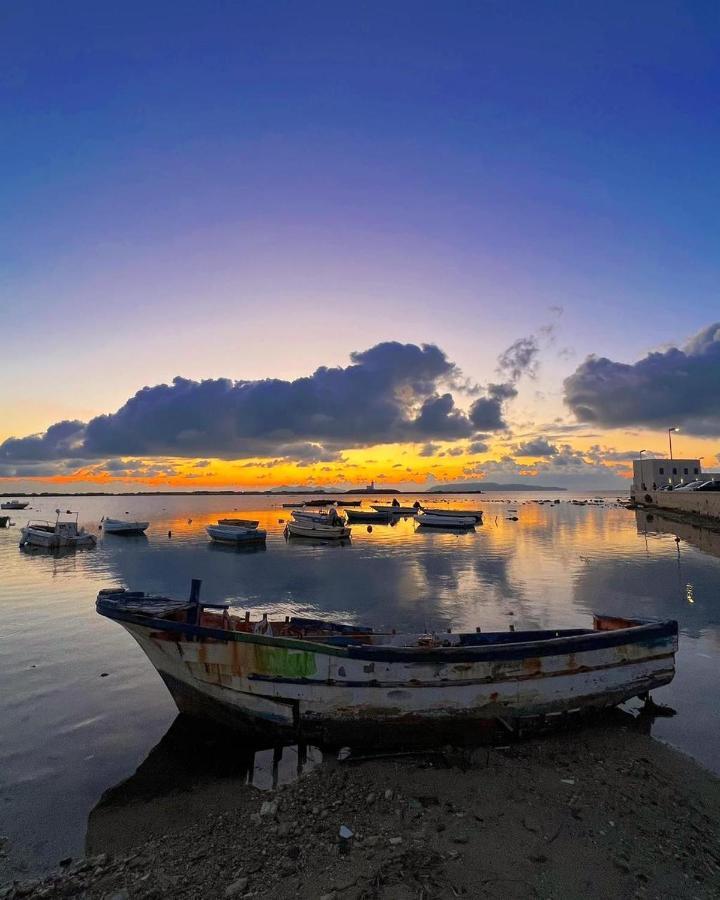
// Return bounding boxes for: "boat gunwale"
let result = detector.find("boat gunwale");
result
[95,602,678,663]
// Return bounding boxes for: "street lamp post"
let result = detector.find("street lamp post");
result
[668,427,678,460]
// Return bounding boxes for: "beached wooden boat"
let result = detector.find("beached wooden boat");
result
[103,517,150,536]
[96,582,678,746]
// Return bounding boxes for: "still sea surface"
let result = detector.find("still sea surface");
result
[1,492,719,877]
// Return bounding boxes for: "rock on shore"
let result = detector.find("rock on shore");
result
[3,725,720,899]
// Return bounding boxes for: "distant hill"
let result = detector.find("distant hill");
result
[427,481,566,493]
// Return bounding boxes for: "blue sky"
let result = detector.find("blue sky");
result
[2,1,719,489]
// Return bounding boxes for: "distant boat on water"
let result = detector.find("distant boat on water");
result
[371,503,421,515]
[420,507,483,522]
[96,580,679,746]
[103,517,150,536]
[1,500,29,510]
[417,512,477,529]
[287,508,350,539]
[345,508,390,523]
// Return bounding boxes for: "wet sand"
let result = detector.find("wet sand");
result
[3,718,720,899]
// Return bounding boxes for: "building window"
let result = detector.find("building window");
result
[695,468,699,474]
[672,467,677,475]
[684,468,689,475]
[659,467,664,474]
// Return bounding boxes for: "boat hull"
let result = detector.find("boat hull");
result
[103,521,149,535]
[20,527,96,549]
[417,513,477,528]
[207,525,267,544]
[109,614,677,747]
[286,522,351,539]
[345,509,390,523]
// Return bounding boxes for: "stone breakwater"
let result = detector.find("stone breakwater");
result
[2,725,720,900]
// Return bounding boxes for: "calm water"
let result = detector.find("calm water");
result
[1,492,719,877]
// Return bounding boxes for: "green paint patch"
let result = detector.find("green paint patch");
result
[254,645,317,678]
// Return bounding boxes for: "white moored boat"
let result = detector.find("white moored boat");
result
[417,512,477,528]
[96,581,679,747]
[20,511,97,550]
[421,507,483,521]
[371,504,421,515]
[287,508,350,539]
[103,517,150,536]
[286,520,351,540]
[1,500,29,510]
[207,519,266,545]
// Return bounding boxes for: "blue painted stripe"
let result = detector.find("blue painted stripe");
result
[97,601,677,664]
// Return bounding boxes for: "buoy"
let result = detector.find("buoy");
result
[168,530,172,538]
[367,525,372,533]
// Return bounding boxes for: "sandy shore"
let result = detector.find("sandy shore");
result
[3,718,720,899]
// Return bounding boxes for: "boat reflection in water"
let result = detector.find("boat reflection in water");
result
[85,714,320,856]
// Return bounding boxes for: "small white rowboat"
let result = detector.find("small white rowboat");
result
[421,507,483,521]
[417,513,477,528]
[207,521,266,545]
[103,518,150,536]
[96,582,678,747]
[286,520,351,540]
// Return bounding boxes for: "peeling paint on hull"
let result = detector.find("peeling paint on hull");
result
[109,615,677,746]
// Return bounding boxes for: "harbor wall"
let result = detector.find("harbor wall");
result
[632,489,720,522]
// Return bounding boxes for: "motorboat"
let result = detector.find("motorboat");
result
[282,502,306,508]
[0,515,10,528]
[207,520,267,545]
[371,504,421,515]
[345,508,391,523]
[103,517,150,536]
[1,500,29,510]
[20,511,97,549]
[416,512,477,528]
[96,580,678,746]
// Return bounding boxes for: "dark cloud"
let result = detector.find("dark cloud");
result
[564,323,720,434]
[496,337,540,382]
[513,438,558,457]
[1,341,518,465]
[467,440,489,454]
[419,443,439,457]
[0,420,85,461]
[468,383,516,431]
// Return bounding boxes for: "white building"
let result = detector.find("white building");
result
[632,458,701,492]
